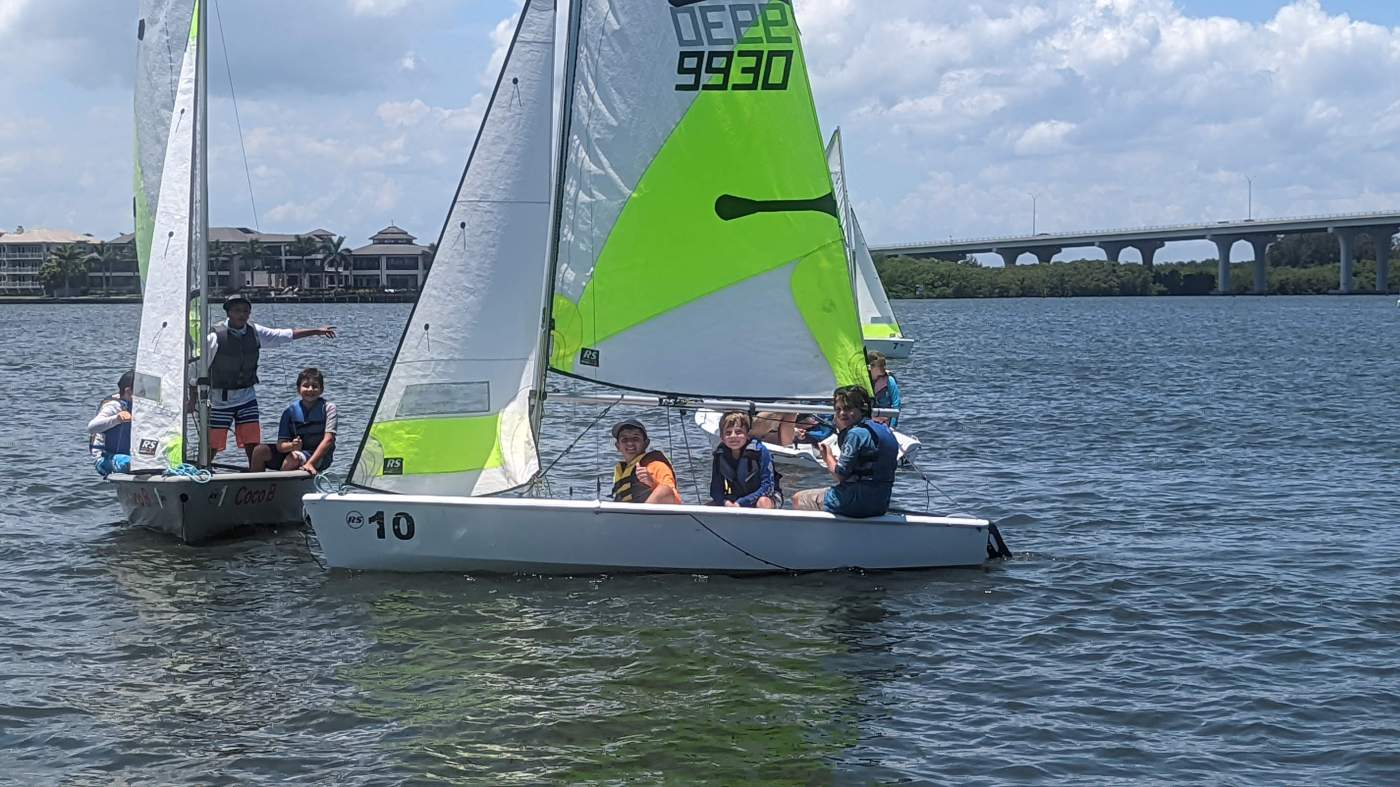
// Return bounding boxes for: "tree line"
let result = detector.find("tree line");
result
[876,233,1399,298]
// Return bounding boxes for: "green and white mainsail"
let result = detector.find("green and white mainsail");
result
[826,128,903,344]
[130,0,204,471]
[348,0,556,495]
[548,0,868,399]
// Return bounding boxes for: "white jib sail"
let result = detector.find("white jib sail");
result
[130,4,199,471]
[826,129,902,341]
[349,0,556,495]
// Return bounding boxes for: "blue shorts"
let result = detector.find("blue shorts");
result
[95,454,132,476]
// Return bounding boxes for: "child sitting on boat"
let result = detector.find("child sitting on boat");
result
[89,370,134,477]
[868,350,901,428]
[610,418,681,504]
[708,411,782,509]
[250,368,337,475]
[790,386,898,518]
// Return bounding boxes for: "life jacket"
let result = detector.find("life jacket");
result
[288,398,333,464]
[713,439,781,502]
[89,395,132,457]
[612,450,674,503]
[873,374,899,426]
[840,418,898,485]
[210,322,261,393]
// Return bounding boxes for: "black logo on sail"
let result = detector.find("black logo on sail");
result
[138,439,159,456]
[383,457,404,475]
[580,348,601,367]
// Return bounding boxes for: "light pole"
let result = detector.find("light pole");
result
[1246,176,1253,221]
[1029,192,1038,235]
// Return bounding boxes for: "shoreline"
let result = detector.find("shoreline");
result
[0,293,417,305]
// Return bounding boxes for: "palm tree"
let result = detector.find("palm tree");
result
[240,238,264,291]
[89,241,123,296]
[40,244,93,296]
[317,234,351,292]
[288,235,319,290]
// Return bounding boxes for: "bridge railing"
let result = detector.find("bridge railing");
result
[874,209,1400,250]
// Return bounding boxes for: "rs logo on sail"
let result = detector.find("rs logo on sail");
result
[670,1,794,92]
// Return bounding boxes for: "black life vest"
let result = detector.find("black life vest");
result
[713,439,781,502]
[612,450,674,503]
[210,322,261,392]
[89,395,132,457]
[841,418,898,485]
[289,398,333,464]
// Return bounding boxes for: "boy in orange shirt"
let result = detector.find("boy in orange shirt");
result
[610,419,681,504]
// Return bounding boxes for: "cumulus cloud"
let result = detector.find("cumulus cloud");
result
[812,0,1400,257]
[3,0,1400,263]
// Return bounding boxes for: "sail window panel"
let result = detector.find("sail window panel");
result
[133,372,163,403]
[395,382,491,418]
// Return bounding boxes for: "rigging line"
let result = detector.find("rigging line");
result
[212,0,260,231]
[537,398,620,481]
[677,407,703,504]
[686,514,795,573]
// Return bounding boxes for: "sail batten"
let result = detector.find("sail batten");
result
[348,0,557,496]
[547,0,868,400]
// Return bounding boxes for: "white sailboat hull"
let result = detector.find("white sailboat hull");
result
[694,410,921,470]
[109,470,315,544]
[865,337,914,360]
[303,492,995,574]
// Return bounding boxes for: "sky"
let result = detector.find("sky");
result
[1,0,1398,263]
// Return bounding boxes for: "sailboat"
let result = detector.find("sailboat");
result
[107,0,314,543]
[302,0,1006,574]
[827,128,914,359]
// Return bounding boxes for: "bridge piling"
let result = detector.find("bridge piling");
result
[1329,228,1357,294]
[1368,226,1396,292]
[1211,236,1236,294]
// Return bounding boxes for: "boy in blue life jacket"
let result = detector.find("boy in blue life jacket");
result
[88,370,135,477]
[789,385,898,518]
[250,368,337,474]
[708,411,782,509]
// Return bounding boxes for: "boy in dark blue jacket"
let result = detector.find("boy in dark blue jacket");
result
[709,411,782,508]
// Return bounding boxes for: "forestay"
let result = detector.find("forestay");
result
[826,128,903,343]
[349,0,556,495]
[548,0,868,400]
[130,0,200,472]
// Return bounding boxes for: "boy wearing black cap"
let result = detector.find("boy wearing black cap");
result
[203,292,336,464]
[610,418,681,504]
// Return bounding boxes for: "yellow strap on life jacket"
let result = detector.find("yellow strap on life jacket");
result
[613,454,645,501]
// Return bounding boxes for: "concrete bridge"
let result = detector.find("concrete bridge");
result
[871,210,1400,294]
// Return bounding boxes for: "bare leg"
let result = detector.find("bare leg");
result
[249,444,273,472]
[751,412,797,447]
[280,452,305,471]
[756,496,775,509]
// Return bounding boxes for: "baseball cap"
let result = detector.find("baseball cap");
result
[611,418,649,440]
[223,292,252,311]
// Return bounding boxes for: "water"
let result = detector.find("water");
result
[3,297,1398,784]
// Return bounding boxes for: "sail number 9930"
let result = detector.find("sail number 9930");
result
[368,510,416,540]
[675,49,792,92]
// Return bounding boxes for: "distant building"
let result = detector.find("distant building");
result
[109,227,342,293]
[0,226,100,295]
[350,225,433,291]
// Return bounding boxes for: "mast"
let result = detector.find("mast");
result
[529,0,585,441]
[193,0,212,467]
